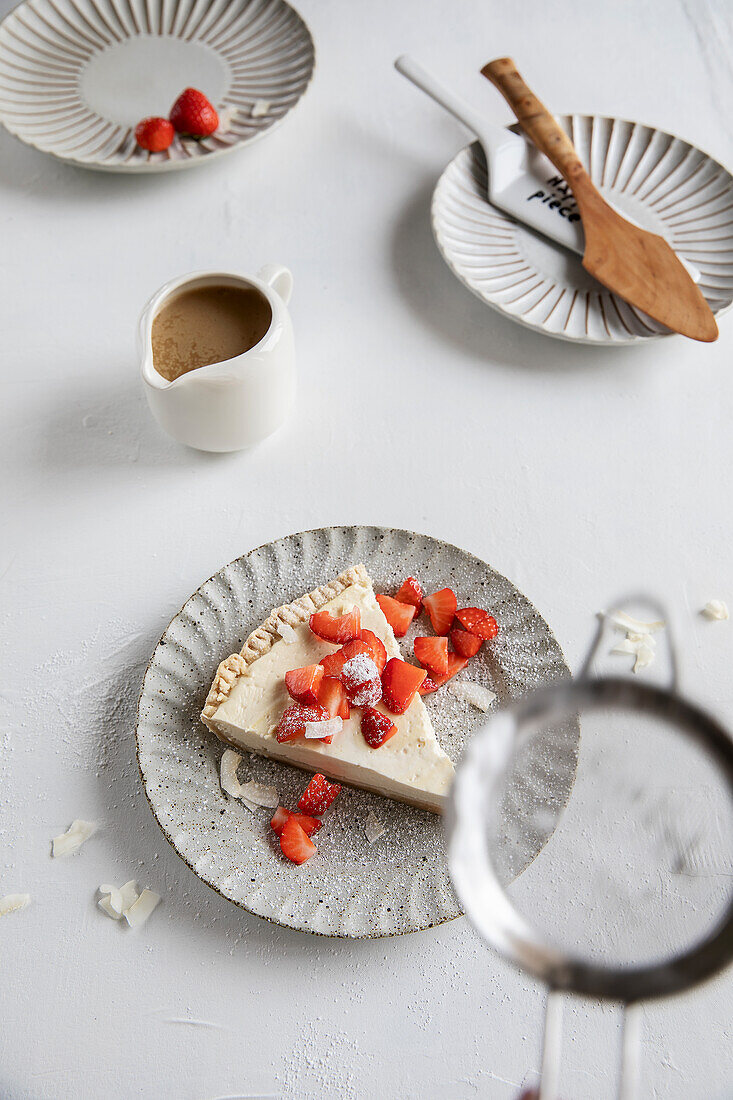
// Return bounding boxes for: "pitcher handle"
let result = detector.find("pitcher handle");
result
[258,264,293,305]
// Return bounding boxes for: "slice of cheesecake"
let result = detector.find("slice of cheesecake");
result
[201,564,454,813]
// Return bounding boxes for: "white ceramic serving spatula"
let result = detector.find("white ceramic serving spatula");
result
[395,54,587,255]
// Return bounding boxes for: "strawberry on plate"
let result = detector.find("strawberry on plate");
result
[420,652,468,693]
[359,629,387,674]
[276,702,329,743]
[450,628,483,659]
[423,588,457,635]
[418,675,440,696]
[455,607,498,640]
[285,664,324,705]
[361,706,397,748]
[376,594,416,637]
[270,806,322,837]
[134,116,174,152]
[280,815,316,864]
[310,607,361,644]
[414,636,449,676]
[297,773,341,815]
[169,87,219,137]
[317,676,350,721]
[381,658,427,714]
[394,576,423,613]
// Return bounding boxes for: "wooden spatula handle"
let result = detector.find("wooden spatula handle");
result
[481,57,592,197]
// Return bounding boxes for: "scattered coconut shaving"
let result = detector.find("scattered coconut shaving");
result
[305,717,343,739]
[52,819,96,857]
[239,780,279,808]
[364,812,385,844]
[702,600,729,621]
[217,104,238,132]
[124,888,161,929]
[0,893,31,916]
[447,680,497,712]
[251,99,270,118]
[220,749,243,797]
[98,880,139,919]
[612,632,656,673]
[604,609,665,634]
[277,619,298,644]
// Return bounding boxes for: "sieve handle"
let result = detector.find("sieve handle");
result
[578,595,678,691]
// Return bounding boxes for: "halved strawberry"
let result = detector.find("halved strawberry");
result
[317,676,350,721]
[276,702,329,743]
[414,636,449,676]
[361,706,397,748]
[271,806,323,837]
[423,588,458,635]
[359,629,387,674]
[395,576,423,613]
[270,805,291,835]
[297,773,341,815]
[341,654,382,707]
[285,663,324,704]
[450,628,483,658]
[428,651,469,689]
[376,594,416,637]
[455,607,498,640]
[280,815,316,864]
[419,675,440,696]
[309,607,361,644]
[381,658,427,714]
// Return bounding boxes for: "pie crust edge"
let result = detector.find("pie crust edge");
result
[201,563,369,727]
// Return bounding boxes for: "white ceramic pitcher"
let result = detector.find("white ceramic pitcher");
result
[139,265,295,452]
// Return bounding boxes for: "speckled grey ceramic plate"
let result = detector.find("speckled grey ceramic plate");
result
[136,526,578,937]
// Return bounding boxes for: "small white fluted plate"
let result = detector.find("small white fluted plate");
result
[432,118,733,344]
[0,0,314,172]
[136,526,579,938]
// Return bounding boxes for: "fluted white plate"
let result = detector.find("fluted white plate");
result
[136,526,579,938]
[0,0,314,171]
[432,119,733,344]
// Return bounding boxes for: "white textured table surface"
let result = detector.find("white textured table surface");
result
[2,1,733,1097]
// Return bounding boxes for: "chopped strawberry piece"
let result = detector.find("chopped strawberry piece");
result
[359,629,388,674]
[280,816,316,864]
[317,676,350,721]
[414,636,449,676]
[376,594,416,637]
[429,651,469,689]
[423,588,458,635]
[309,607,361,644]
[341,654,382,707]
[285,663,324,705]
[455,607,498,640]
[319,648,348,678]
[271,807,323,837]
[297,773,341,815]
[418,675,440,696]
[381,658,427,714]
[270,805,291,835]
[450,628,484,658]
[276,702,329,743]
[361,706,397,748]
[340,638,373,662]
[395,576,423,613]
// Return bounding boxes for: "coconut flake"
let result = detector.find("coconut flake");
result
[217,104,238,132]
[52,819,96,857]
[277,619,298,644]
[447,680,497,712]
[364,812,385,844]
[305,717,343,740]
[98,880,139,919]
[612,631,656,673]
[0,893,31,916]
[220,749,243,798]
[238,780,279,808]
[124,888,161,929]
[604,609,665,634]
[251,99,271,118]
[702,600,729,621]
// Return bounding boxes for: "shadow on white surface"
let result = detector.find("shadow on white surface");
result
[390,180,661,374]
